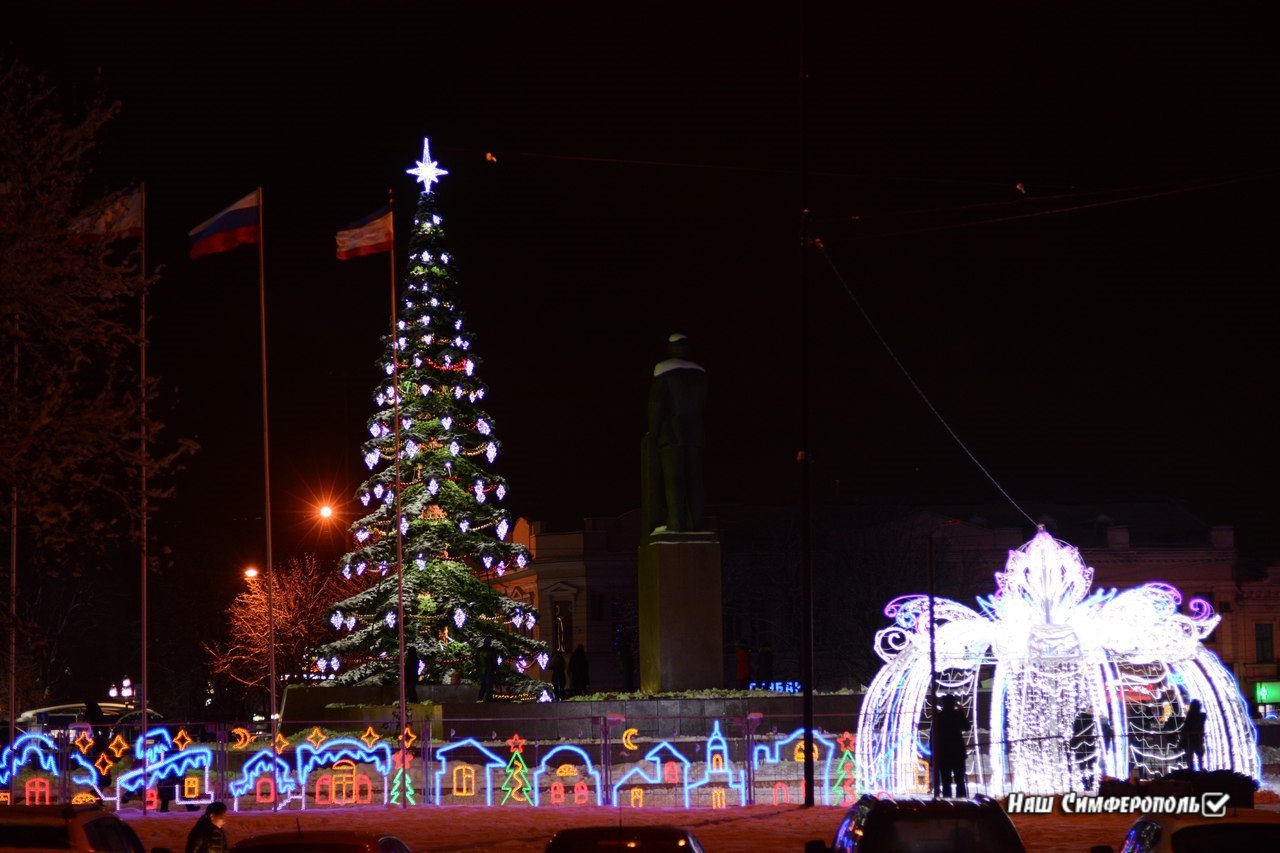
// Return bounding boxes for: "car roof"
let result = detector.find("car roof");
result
[551,825,697,837]
[233,829,400,847]
[1135,808,1280,829]
[0,804,108,820]
[861,794,1007,814]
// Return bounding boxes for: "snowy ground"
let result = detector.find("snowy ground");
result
[119,799,1276,852]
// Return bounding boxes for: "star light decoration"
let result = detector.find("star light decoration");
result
[406,138,449,192]
[855,528,1259,797]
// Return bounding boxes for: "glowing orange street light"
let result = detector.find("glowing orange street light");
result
[319,504,333,520]
[244,566,259,580]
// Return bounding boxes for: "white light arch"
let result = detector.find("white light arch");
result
[856,528,1259,795]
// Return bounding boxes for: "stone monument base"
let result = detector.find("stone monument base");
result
[639,532,723,693]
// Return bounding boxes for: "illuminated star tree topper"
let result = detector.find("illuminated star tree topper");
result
[406,137,449,192]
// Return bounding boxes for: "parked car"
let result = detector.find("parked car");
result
[545,825,706,851]
[0,803,171,853]
[230,829,411,852]
[1091,807,1280,852]
[805,794,1026,853]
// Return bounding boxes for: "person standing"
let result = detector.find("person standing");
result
[931,695,969,798]
[550,650,567,701]
[185,801,229,853]
[569,643,589,697]
[476,637,499,702]
[1071,706,1100,790]
[735,641,753,690]
[1182,698,1208,771]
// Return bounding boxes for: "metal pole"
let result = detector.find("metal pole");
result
[256,187,279,805]
[927,532,937,798]
[139,182,150,814]
[798,0,816,807]
[9,314,18,755]
[390,189,408,806]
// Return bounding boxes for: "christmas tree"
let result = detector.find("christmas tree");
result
[316,139,549,698]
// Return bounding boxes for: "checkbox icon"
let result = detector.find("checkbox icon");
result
[1201,792,1230,817]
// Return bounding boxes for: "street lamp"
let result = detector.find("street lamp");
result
[243,566,277,727]
[108,676,134,708]
[243,563,279,809]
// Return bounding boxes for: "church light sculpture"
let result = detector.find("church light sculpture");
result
[856,528,1258,796]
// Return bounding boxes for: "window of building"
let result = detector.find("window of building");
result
[1256,623,1275,664]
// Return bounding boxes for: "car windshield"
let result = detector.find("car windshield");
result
[1172,823,1280,851]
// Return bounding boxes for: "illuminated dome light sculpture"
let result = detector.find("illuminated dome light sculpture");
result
[856,528,1259,796]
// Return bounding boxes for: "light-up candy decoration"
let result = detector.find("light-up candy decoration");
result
[856,528,1258,797]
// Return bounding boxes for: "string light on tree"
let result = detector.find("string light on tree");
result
[316,138,546,694]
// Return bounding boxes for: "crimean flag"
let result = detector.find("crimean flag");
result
[336,207,394,260]
[71,188,143,241]
[188,191,260,259]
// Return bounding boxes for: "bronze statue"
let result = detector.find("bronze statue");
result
[645,333,707,533]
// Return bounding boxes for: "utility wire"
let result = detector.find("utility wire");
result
[472,147,1033,189]
[823,172,1277,244]
[813,244,1037,527]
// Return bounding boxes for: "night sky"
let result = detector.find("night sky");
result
[10,2,1280,607]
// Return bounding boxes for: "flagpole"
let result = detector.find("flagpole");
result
[8,313,16,756]
[139,182,150,815]
[256,186,279,806]
[389,189,408,805]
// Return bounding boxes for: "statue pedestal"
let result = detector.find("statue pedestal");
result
[639,532,723,693]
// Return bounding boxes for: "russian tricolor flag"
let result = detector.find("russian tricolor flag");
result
[188,191,260,259]
[336,207,394,260]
